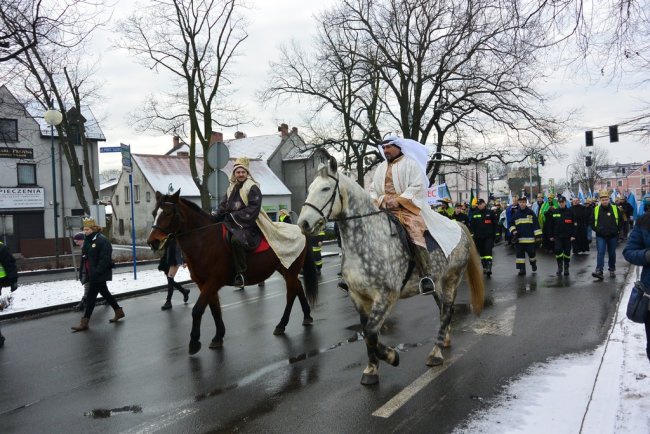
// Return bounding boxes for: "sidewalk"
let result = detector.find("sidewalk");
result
[457,265,649,434]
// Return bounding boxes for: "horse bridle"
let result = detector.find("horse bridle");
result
[302,174,341,223]
[151,200,222,240]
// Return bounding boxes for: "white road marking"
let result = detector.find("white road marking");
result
[372,352,465,419]
[373,305,516,418]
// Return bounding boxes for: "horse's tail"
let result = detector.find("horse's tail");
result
[301,235,319,306]
[460,224,484,316]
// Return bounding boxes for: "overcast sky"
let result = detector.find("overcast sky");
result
[93,0,649,185]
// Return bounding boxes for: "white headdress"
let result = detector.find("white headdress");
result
[379,136,430,187]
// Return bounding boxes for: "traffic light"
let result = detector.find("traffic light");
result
[609,125,619,142]
[585,130,593,146]
[585,156,592,167]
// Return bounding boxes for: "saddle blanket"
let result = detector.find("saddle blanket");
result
[221,225,271,254]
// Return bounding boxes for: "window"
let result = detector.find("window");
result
[606,181,611,188]
[146,191,151,202]
[642,178,647,186]
[124,186,130,203]
[617,180,623,186]
[17,164,36,185]
[115,195,119,206]
[119,219,124,235]
[134,185,141,203]
[0,119,18,142]
[71,165,83,186]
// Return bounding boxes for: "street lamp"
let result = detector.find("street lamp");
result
[44,108,63,266]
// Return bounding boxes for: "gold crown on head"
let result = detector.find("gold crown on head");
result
[232,157,250,172]
[82,217,97,228]
[599,189,609,198]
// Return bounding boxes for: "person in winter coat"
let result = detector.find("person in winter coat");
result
[590,190,623,280]
[622,197,650,362]
[549,196,575,275]
[450,203,469,226]
[72,232,90,312]
[570,197,590,254]
[509,196,542,275]
[71,217,125,332]
[159,237,190,310]
[0,241,18,347]
[470,199,497,277]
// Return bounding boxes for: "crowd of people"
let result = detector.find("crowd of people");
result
[431,190,644,278]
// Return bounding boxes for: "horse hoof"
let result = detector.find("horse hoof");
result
[443,338,452,348]
[426,355,444,367]
[388,351,400,367]
[189,340,202,355]
[360,373,379,386]
[209,339,223,349]
[302,317,313,326]
[273,327,285,336]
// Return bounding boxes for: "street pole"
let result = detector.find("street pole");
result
[529,158,533,199]
[44,108,63,267]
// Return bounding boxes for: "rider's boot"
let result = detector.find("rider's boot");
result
[415,246,435,295]
[231,238,247,290]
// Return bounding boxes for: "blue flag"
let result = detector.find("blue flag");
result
[627,192,638,220]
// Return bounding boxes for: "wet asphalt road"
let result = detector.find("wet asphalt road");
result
[0,242,628,433]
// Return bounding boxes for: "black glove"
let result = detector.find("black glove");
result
[10,282,17,292]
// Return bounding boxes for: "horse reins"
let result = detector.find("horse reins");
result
[152,200,223,240]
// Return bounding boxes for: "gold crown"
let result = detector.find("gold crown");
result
[82,217,97,228]
[599,189,610,198]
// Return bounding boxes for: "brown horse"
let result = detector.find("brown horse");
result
[146,191,319,354]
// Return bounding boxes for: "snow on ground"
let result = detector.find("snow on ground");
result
[455,270,650,434]
[0,266,191,317]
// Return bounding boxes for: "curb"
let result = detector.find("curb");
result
[0,280,192,322]
[17,259,160,278]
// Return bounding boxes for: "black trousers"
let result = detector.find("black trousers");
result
[474,236,494,262]
[515,243,536,270]
[554,237,572,263]
[83,281,120,319]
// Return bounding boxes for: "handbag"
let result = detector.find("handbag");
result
[626,281,650,323]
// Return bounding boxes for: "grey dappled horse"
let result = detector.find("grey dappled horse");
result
[298,157,484,385]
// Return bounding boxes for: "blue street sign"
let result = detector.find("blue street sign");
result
[100,146,122,153]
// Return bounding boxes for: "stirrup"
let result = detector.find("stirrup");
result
[419,277,435,295]
[233,273,245,289]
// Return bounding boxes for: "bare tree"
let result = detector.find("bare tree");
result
[1,0,107,214]
[0,0,43,62]
[115,0,249,210]
[572,146,610,194]
[263,0,570,186]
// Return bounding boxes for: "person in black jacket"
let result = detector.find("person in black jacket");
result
[470,199,497,277]
[159,237,190,310]
[0,241,18,347]
[550,196,575,275]
[509,196,542,275]
[570,197,590,254]
[450,203,469,226]
[590,190,623,280]
[71,217,125,332]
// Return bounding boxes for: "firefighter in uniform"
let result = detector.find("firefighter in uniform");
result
[311,230,326,275]
[509,195,542,275]
[470,198,497,277]
[549,195,575,276]
[278,209,292,224]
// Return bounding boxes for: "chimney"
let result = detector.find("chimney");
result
[211,131,224,144]
[234,131,246,139]
[278,123,289,138]
[291,127,298,134]
[173,135,181,149]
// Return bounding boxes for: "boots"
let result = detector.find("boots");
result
[414,246,435,295]
[161,301,172,310]
[556,259,563,276]
[109,307,125,323]
[592,269,604,280]
[485,260,492,277]
[71,317,90,332]
[563,261,570,276]
[481,259,487,275]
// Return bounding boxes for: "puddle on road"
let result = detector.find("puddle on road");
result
[85,405,143,419]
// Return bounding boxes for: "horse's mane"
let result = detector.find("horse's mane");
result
[177,196,209,215]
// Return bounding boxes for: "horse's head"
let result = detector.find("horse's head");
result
[298,156,342,235]
[147,190,182,251]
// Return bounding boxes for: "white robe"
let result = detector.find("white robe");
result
[369,157,461,258]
